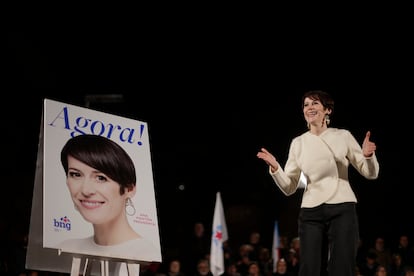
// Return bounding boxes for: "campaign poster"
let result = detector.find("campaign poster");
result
[40,98,162,263]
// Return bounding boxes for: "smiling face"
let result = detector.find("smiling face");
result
[303,96,331,129]
[66,155,135,226]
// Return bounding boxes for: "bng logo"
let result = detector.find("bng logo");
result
[53,216,71,231]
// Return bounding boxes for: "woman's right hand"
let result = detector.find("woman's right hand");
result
[257,148,279,173]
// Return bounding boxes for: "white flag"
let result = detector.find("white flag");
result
[272,220,280,273]
[210,192,228,276]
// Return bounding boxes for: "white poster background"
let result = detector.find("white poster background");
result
[42,98,161,262]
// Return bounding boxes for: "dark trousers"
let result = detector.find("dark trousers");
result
[298,202,359,276]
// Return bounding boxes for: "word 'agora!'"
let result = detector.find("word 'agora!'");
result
[48,106,146,146]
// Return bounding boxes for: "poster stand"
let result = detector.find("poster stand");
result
[69,256,140,276]
[26,99,160,275]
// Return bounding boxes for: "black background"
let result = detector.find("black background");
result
[5,15,413,262]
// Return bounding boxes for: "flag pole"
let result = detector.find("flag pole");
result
[210,192,228,276]
[272,220,280,273]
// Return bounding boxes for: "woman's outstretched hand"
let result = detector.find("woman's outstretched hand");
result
[257,147,279,173]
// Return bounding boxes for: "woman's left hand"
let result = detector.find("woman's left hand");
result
[362,131,376,157]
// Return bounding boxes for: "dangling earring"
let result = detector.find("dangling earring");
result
[325,114,330,126]
[307,123,310,129]
[126,197,136,216]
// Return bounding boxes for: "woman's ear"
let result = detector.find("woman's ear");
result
[126,185,136,198]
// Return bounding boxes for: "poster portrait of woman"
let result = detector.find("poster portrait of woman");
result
[38,99,162,265]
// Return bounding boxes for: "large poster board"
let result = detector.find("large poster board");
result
[26,99,162,274]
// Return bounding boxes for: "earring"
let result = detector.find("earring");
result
[325,114,330,126]
[126,197,136,216]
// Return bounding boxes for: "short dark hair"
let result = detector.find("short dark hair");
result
[302,90,334,115]
[61,134,136,195]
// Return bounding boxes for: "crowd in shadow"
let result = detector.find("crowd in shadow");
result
[1,221,414,276]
